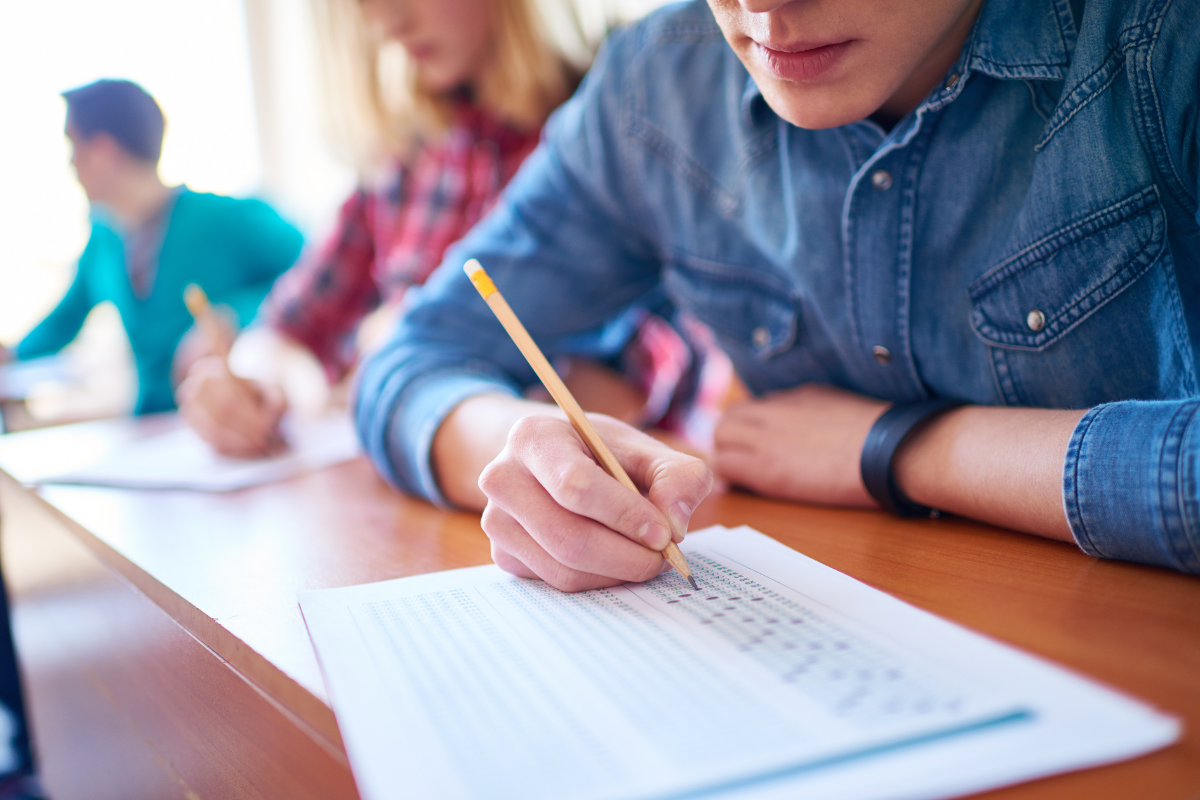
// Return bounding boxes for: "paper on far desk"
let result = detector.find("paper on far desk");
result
[35,413,359,491]
[301,526,1178,800]
[0,355,77,401]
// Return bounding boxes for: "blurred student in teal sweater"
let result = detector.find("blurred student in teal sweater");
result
[0,80,303,415]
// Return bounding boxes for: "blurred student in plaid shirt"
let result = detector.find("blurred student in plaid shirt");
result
[177,0,731,461]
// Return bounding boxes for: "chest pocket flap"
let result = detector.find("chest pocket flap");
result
[969,186,1165,351]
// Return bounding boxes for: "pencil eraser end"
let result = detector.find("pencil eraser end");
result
[183,283,207,315]
[463,260,497,299]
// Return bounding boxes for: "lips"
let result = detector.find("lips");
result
[752,40,852,82]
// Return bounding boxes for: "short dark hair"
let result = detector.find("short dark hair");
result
[62,79,165,164]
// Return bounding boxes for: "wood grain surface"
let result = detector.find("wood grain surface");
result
[0,444,361,800]
[0,417,1197,799]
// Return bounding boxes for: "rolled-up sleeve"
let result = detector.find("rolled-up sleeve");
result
[1063,399,1200,573]
[1069,0,1200,573]
[373,371,519,507]
[354,29,663,503]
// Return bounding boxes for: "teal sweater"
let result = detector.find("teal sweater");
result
[15,189,303,414]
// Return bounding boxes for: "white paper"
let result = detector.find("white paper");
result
[35,413,359,491]
[0,355,77,401]
[300,526,1179,800]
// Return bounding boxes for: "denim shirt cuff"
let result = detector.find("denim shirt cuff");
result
[384,371,519,508]
[1063,399,1200,573]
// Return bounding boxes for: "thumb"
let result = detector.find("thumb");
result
[610,435,713,543]
[254,382,289,454]
[648,455,713,542]
[259,383,288,418]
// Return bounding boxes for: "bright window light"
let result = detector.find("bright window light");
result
[0,0,261,343]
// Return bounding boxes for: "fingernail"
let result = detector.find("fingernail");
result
[669,501,693,542]
[638,522,670,550]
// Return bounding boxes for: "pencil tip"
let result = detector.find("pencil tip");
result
[687,576,699,591]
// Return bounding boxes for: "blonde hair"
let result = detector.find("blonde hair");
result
[310,0,605,173]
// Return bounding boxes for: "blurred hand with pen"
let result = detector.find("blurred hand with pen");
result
[176,286,289,458]
[178,355,288,458]
[171,302,237,381]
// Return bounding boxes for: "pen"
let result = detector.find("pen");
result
[463,259,700,590]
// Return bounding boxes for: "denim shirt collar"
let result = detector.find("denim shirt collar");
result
[967,0,1077,80]
[740,0,1077,125]
[739,77,767,126]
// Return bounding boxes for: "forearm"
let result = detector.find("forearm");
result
[433,395,562,510]
[892,405,1085,541]
[432,362,655,510]
[16,286,91,360]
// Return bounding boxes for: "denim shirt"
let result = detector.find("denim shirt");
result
[357,0,1200,573]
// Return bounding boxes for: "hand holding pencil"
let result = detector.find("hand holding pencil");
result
[463,259,709,591]
[177,284,288,458]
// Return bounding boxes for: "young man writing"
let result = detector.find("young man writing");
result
[0,80,303,415]
[355,0,1200,588]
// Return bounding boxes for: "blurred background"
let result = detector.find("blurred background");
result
[0,0,353,424]
[0,0,666,427]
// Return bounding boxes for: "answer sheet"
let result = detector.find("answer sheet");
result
[300,526,1179,800]
[34,413,359,491]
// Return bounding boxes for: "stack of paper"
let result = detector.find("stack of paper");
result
[301,526,1179,800]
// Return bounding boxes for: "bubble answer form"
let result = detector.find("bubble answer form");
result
[300,525,1179,800]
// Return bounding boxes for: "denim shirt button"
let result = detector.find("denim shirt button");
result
[752,326,771,348]
[871,170,893,191]
[872,345,892,364]
[1026,309,1046,331]
[945,72,960,90]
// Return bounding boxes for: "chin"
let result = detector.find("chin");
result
[416,67,466,97]
[756,80,883,130]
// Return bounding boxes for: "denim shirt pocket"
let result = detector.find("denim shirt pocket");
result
[662,252,797,363]
[967,186,1191,406]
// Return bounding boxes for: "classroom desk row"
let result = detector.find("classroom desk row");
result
[0,417,1197,800]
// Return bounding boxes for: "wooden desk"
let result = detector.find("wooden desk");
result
[0,418,1196,799]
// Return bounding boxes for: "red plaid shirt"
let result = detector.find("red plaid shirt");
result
[262,107,728,445]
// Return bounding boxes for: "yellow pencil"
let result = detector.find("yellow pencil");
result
[183,284,285,453]
[463,259,699,590]
[183,284,231,361]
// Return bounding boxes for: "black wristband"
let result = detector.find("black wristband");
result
[860,399,964,517]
